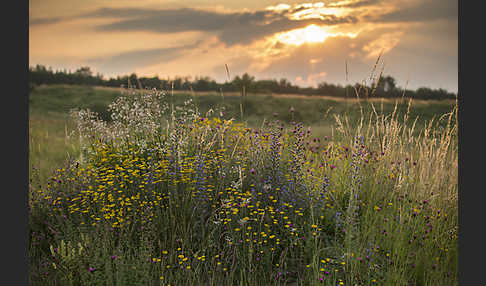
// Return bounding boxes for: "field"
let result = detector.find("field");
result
[29,85,455,185]
[29,84,457,285]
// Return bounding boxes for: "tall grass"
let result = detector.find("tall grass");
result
[28,84,457,285]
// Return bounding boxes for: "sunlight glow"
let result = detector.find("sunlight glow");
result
[275,24,330,45]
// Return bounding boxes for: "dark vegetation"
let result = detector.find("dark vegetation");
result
[29,65,457,101]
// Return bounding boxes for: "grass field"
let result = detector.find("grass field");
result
[28,84,457,285]
[29,84,455,185]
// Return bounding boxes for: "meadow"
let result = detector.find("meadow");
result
[29,84,457,285]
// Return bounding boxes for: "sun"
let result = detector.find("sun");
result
[275,24,330,46]
[302,24,328,43]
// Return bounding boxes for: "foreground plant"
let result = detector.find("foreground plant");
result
[29,88,457,285]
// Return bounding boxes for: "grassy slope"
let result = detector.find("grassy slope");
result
[29,84,455,185]
[29,84,458,285]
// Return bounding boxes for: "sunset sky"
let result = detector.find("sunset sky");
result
[29,0,458,93]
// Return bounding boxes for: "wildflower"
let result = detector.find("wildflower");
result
[89,267,95,273]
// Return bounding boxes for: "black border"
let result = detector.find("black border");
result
[7,0,29,284]
[458,1,480,285]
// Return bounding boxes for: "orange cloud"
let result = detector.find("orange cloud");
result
[362,31,404,59]
[295,72,327,87]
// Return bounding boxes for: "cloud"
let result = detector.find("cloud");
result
[368,0,457,23]
[86,42,200,76]
[328,0,383,8]
[255,35,372,85]
[29,1,457,92]
[77,7,358,46]
[362,31,404,59]
[30,17,64,26]
[295,72,328,87]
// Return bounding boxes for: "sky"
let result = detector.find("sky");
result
[29,0,458,93]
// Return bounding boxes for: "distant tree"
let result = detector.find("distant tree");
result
[74,66,93,78]
[27,64,456,100]
[382,75,396,92]
[254,79,279,94]
[193,76,216,91]
[232,73,255,93]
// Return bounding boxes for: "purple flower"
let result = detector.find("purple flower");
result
[111,255,118,260]
[89,267,95,273]
[250,168,256,174]
[273,112,278,117]
[290,106,294,113]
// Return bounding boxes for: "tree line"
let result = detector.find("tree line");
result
[29,65,456,100]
